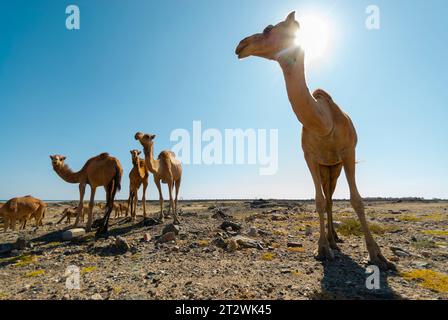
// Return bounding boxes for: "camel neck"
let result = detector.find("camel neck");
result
[143,143,158,174]
[54,165,82,184]
[278,47,332,134]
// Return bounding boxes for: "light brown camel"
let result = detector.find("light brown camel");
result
[0,196,46,231]
[50,153,123,235]
[235,12,394,270]
[126,150,149,221]
[57,205,89,224]
[134,133,182,224]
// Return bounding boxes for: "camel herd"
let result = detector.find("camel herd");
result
[0,12,394,270]
[0,132,182,236]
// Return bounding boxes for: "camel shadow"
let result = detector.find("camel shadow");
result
[310,251,403,300]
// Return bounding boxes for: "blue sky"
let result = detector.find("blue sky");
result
[0,0,447,200]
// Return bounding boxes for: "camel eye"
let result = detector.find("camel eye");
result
[263,25,274,35]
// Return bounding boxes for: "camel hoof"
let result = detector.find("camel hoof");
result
[314,245,335,261]
[369,253,397,271]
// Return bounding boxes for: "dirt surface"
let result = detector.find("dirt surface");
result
[0,199,447,300]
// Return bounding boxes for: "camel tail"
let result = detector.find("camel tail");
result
[113,163,122,194]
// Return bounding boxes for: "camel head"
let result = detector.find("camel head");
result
[130,149,142,165]
[235,11,300,60]
[50,155,66,169]
[134,132,156,149]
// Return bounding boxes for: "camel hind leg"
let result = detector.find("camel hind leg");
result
[343,151,395,270]
[174,178,181,221]
[321,163,343,250]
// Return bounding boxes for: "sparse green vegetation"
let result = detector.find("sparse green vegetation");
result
[337,218,396,237]
[81,266,97,274]
[25,269,45,277]
[261,252,275,261]
[411,239,437,249]
[0,255,39,267]
[401,269,448,293]
[422,230,448,237]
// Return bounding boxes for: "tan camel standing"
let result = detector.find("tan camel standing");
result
[126,150,149,221]
[134,133,182,224]
[50,153,123,235]
[0,196,46,231]
[235,12,394,270]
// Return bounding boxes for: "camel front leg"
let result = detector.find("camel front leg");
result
[142,182,148,219]
[168,181,178,224]
[86,187,96,232]
[132,192,138,221]
[343,152,395,270]
[74,183,86,228]
[154,178,164,222]
[174,178,181,223]
[305,155,334,261]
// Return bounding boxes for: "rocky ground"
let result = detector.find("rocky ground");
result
[0,199,447,300]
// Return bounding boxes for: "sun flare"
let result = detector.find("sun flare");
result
[294,15,330,63]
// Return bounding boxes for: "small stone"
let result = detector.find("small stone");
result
[14,236,28,250]
[212,237,227,249]
[143,233,151,242]
[0,243,14,254]
[247,227,258,237]
[287,242,303,248]
[390,247,411,257]
[158,232,176,243]
[62,228,86,241]
[115,236,130,253]
[271,214,287,221]
[91,293,103,300]
[220,221,241,231]
[411,261,431,268]
[162,223,180,235]
[227,239,239,252]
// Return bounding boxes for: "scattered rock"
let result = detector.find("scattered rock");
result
[227,239,239,252]
[142,233,151,242]
[62,228,86,241]
[212,237,227,249]
[14,236,29,250]
[91,293,103,300]
[247,227,258,237]
[162,223,180,235]
[411,261,431,269]
[220,221,241,232]
[390,246,411,257]
[158,232,176,243]
[232,235,263,250]
[287,242,303,248]
[115,236,131,253]
[212,209,231,219]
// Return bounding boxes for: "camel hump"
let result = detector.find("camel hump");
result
[158,150,174,160]
[98,152,110,159]
[312,89,334,102]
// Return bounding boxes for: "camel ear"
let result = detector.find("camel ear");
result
[50,155,54,160]
[138,151,141,155]
[285,11,296,23]
[61,156,66,161]
[150,135,156,140]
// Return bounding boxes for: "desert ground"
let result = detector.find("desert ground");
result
[0,199,447,300]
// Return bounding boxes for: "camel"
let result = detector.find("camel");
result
[97,202,126,219]
[0,196,46,231]
[50,153,123,235]
[126,150,149,221]
[57,205,89,224]
[134,133,182,224]
[235,12,394,270]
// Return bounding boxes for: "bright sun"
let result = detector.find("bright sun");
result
[294,15,330,63]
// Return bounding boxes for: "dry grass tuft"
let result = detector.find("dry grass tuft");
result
[260,252,276,261]
[422,230,448,237]
[81,266,97,274]
[337,218,396,237]
[25,269,45,277]
[401,269,448,293]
